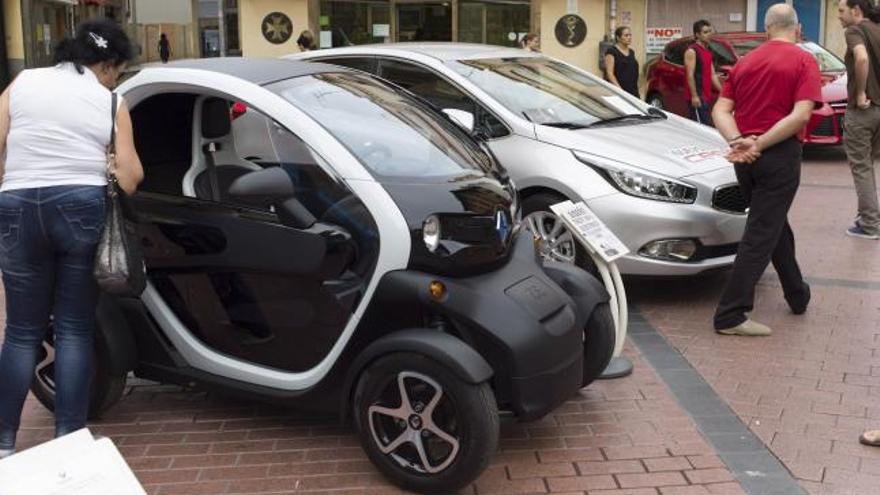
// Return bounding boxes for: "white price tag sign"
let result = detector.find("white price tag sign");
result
[550,200,629,263]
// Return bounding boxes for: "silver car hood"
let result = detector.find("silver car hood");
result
[534,115,732,180]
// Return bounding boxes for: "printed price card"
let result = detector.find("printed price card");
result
[550,200,629,263]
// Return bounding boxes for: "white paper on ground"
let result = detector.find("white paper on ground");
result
[550,200,630,263]
[0,428,94,483]
[0,429,146,495]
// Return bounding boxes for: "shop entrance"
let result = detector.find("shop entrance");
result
[395,2,452,41]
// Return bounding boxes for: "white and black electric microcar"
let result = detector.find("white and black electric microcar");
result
[31,59,615,493]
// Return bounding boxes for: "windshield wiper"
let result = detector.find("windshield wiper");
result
[540,121,592,129]
[585,113,664,128]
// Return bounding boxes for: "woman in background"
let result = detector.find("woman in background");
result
[604,26,640,98]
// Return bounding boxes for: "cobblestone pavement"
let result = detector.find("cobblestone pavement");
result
[7,147,875,494]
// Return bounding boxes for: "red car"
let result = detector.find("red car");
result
[645,32,847,145]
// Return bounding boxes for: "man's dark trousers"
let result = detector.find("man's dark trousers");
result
[714,138,809,329]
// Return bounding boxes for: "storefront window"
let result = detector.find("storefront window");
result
[319,0,528,47]
[224,0,240,55]
[397,3,451,41]
[459,1,528,47]
[319,1,391,48]
[30,1,72,68]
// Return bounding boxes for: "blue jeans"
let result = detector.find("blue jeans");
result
[0,185,105,449]
[689,101,714,127]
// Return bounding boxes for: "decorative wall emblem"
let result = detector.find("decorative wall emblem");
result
[262,12,292,44]
[554,15,587,47]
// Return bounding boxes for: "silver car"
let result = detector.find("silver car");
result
[288,44,746,276]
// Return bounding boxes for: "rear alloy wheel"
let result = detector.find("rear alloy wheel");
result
[581,303,617,388]
[31,324,127,420]
[523,193,598,275]
[354,353,498,494]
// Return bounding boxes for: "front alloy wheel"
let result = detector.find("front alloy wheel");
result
[522,193,597,274]
[354,353,498,494]
[525,210,578,264]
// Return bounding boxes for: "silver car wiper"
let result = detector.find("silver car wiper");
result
[540,121,592,129]
[585,113,664,128]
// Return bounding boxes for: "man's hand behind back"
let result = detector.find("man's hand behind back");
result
[725,136,761,164]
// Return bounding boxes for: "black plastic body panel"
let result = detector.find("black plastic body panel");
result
[351,233,594,420]
[95,295,139,375]
[116,234,604,423]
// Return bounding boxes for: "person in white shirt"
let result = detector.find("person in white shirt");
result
[0,19,143,458]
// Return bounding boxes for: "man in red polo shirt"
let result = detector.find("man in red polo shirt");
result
[710,3,822,336]
[684,20,723,126]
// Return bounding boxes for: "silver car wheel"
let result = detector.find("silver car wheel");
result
[524,210,577,264]
[367,371,461,474]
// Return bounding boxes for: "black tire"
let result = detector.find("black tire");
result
[353,352,499,494]
[581,303,617,388]
[522,192,598,275]
[647,93,664,110]
[31,324,127,420]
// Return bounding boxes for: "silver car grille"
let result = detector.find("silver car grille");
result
[712,184,748,214]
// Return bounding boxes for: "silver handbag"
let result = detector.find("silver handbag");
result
[93,92,146,297]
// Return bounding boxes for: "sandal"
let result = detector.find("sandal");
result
[859,429,880,446]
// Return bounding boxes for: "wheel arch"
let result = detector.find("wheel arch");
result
[341,329,493,420]
[519,186,569,204]
[96,294,139,376]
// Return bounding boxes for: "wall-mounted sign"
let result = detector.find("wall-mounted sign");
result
[554,14,587,48]
[645,26,682,53]
[261,12,292,44]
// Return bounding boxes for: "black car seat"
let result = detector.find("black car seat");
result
[195,98,254,202]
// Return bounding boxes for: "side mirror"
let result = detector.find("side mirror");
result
[229,167,316,229]
[442,108,475,133]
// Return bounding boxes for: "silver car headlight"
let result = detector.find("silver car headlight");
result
[423,215,441,252]
[573,151,697,204]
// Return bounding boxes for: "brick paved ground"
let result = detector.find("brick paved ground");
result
[14,345,745,495]
[633,147,880,495]
[7,147,873,494]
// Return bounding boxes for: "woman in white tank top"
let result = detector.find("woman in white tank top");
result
[0,19,143,457]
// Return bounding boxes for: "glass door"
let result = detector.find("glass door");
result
[395,2,452,41]
[458,1,529,47]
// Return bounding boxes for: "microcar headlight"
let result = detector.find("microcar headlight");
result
[573,151,697,204]
[423,215,441,252]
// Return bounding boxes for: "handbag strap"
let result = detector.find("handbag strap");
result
[109,92,117,155]
[107,92,119,196]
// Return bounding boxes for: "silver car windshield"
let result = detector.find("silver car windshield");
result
[798,42,846,73]
[269,71,496,180]
[446,57,646,126]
